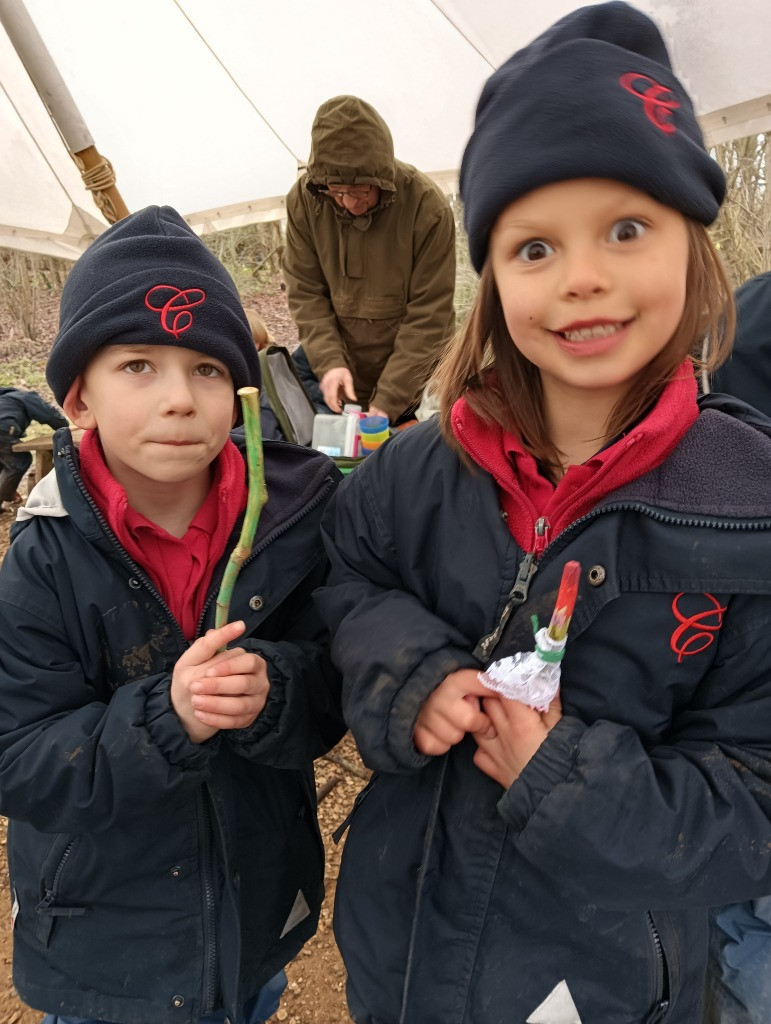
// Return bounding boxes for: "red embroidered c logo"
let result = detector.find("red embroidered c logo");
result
[670,593,726,663]
[619,73,680,135]
[145,285,206,339]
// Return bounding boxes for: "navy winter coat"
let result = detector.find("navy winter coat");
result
[0,429,344,1024]
[317,396,771,1024]
[710,270,771,417]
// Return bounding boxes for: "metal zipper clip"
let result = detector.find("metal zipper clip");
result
[472,517,550,663]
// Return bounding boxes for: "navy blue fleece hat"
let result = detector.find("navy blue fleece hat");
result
[47,206,260,403]
[460,1,726,272]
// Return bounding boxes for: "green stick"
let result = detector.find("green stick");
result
[215,387,267,631]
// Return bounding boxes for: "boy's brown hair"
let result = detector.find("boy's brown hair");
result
[434,221,735,480]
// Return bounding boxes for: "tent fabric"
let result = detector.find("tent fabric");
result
[1,0,770,258]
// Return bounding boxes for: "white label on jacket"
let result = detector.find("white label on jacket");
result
[279,888,311,939]
[11,889,19,928]
[526,980,582,1024]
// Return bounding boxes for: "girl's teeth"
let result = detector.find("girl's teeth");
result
[562,323,623,341]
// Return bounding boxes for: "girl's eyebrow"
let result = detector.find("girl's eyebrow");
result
[494,220,548,237]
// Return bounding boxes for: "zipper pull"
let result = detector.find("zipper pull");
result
[36,890,56,913]
[473,544,542,662]
[510,550,537,603]
[533,516,550,556]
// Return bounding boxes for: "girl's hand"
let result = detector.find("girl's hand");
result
[171,621,270,743]
[472,693,563,789]
[414,669,496,756]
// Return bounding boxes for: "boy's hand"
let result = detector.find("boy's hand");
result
[171,620,270,744]
[414,669,496,756]
[472,693,563,789]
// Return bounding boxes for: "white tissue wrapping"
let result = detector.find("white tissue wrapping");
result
[480,627,565,711]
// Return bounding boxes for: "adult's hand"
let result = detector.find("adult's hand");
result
[320,367,357,413]
[366,404,389,421]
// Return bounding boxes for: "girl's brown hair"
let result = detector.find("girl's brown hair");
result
[434,220,735,480]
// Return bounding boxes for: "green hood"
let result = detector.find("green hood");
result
[306,95,396,193]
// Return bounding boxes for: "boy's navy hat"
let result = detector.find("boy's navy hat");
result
[46,205,260,404]
[460,1,726,272]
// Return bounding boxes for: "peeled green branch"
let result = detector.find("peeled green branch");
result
[215,387,267,631]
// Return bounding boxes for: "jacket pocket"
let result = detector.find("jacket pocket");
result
[34,833,86,946]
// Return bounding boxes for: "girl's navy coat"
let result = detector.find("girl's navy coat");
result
[0,430,344,1024]
[318,396,771,1024]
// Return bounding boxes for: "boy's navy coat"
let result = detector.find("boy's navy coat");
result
[0,431,344,1024]
[317,396,771,1024]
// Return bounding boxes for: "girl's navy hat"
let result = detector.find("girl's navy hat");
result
[460,0,726,273]
[47,205,260,404]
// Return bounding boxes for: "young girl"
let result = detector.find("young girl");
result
[316,4,771,1023]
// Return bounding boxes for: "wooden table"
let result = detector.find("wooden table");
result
[12,428,84,490]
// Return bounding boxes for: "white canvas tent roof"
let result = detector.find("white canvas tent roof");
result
[2,0,770,259]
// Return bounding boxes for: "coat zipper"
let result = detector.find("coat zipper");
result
[646,911,670,1021]
[35,839,86,943]
[38,839,77,911]
[546,500,771,562]
[473,516,549,662]
[199,792,218,1014]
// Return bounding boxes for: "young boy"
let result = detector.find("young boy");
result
[0,206,344,1024]
[0,385,68,511]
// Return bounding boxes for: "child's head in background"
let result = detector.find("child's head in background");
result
[437,0,734,465]
[46,206,260,504]
[245,309,274,352]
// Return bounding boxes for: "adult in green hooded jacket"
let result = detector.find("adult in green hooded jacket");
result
[283,95,456,424]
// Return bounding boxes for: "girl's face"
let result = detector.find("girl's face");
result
[489,178,690,414]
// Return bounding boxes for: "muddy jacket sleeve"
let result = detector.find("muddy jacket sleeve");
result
[317,456,478,773]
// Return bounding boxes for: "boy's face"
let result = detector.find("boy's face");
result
[69,344,237,500]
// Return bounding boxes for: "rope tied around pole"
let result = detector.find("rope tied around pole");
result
[72,152,119,223]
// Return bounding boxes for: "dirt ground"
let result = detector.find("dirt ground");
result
[0,280,363,1024]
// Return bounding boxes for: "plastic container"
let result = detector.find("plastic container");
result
[311,414,349,457]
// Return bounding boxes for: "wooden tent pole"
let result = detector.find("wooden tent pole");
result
[0,0,129,223]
